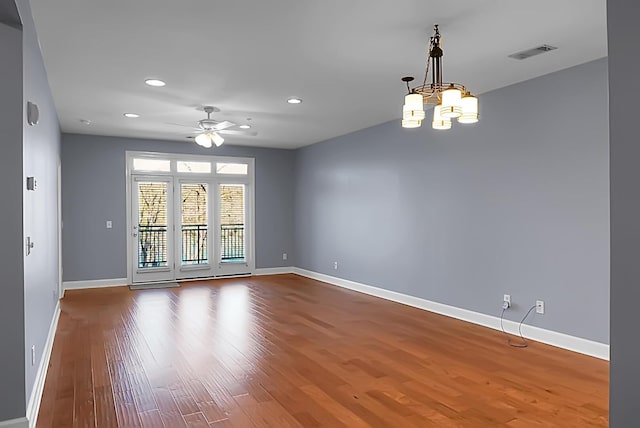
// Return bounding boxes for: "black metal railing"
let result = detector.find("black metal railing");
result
[138,223,245,268]
[221,224,244,261]
[138,225,167,268]
[182,224,208,264]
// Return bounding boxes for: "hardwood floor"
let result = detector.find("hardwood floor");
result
[36,274,608,427]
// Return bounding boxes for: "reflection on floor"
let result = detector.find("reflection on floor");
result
[37,274,608,427]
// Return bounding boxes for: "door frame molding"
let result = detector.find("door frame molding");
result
[125,151,256,285]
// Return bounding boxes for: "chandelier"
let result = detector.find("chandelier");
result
[402,25,479,130]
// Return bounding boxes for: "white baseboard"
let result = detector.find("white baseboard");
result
[253,267,294,276]
[26,302,60,428]
[292,268,610,361]
[0,418,28,428]
[63,277,127,292]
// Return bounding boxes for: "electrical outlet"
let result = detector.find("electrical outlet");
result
[282,252,287,261]
[333,261,338,270]
[536,300,545,314]
[503,294,511,308]
[106,220,112,229]
[31,345,35,366]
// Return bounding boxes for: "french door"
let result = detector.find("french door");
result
[216,183,249,276]
[128,154,254,284]
[175,180,213,280]
[132,177,175,283]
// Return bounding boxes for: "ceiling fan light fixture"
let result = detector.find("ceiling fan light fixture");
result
[211,132,224,147]
[195,133,212,148]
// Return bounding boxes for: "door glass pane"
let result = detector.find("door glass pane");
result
[137,182,168,268]
[181,183,208,265]
[220,184,245,263]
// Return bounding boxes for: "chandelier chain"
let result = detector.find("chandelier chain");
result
[421,33,433,88]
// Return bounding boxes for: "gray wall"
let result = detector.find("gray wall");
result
[294,58,610,344]
[62,134,295,281]
[17,0,62,406]
[0,14,26,422]
[608,1,640,425]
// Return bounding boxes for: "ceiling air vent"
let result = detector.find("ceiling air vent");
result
[508,45,557,60]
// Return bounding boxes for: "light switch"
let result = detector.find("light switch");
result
[106,220,112,229]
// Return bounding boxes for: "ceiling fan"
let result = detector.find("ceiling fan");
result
[185,106,257,148]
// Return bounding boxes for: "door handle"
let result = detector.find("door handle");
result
[26,236,34,256]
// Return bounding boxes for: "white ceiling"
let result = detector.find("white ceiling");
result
[30,0,607,149]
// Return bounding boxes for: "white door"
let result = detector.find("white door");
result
[175,180,214,280]
[216,183,251,276]
[132,176,174,283]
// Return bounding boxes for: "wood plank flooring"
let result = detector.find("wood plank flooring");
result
[36,274,608,427]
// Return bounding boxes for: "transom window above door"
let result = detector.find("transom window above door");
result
[177,161,211,173]
[130,154,252,178]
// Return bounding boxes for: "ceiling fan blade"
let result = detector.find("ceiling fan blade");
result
[217,129,258,137]
[212,120,235,131]
[164,121,196,129]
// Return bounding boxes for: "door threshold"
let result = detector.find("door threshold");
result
[129,281,180,290]
[176,273,253,283]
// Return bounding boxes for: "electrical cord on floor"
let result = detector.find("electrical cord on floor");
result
[500,305,536,348]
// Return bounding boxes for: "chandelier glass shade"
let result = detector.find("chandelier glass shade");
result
[401,25,479,130]
[403,93,426,121]
[401,118,422,128]
[431,105,452,130]
[458,93,479,124]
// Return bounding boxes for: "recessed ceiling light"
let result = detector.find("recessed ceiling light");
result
[79,119,91,125]
[287,97,302,104]
[144,79,166,87]
[239,124,251,129]
[123,113,140,118]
